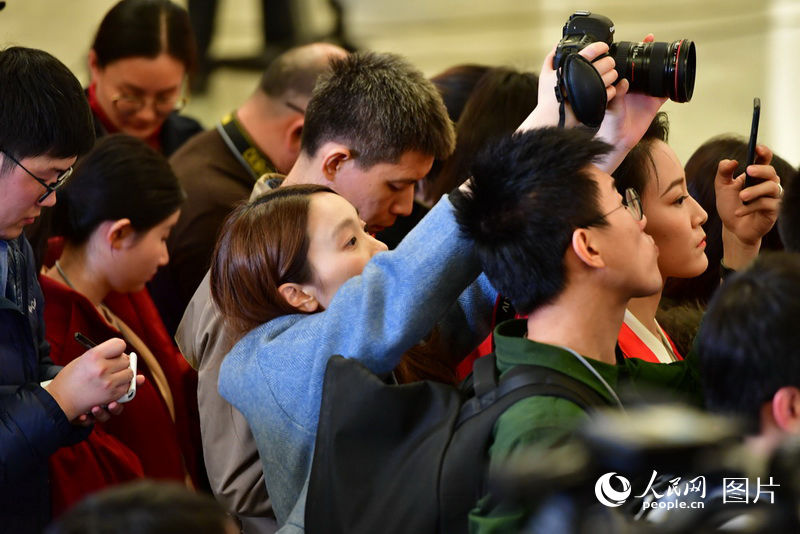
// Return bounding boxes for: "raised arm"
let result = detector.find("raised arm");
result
[595,35,669,173]
[252,192,492,381]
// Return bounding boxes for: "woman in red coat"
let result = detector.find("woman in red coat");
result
[40,134,201,516]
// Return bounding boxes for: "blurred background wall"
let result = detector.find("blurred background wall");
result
[2,0,799,167]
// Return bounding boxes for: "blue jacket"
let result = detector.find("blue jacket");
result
[0,236,89,533]
[219,195,497,530]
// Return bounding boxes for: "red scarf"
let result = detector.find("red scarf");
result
[618,321,683,363]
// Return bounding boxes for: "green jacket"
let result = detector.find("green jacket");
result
[469,319,702,534]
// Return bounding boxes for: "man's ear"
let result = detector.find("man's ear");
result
[571,227,605,269]
[284,118,304,159]
[771,386,800,433]
[88,49,102,81]
[278,282,320,313]
[103,219,134,251]
[320,144,352,183]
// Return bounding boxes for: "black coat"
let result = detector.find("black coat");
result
[90,108,204,158]
[0,236,89,533]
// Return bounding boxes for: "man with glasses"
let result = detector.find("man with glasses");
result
[0,47,134,533]
[150,42,347,337]
[0,150,74,204]
[451,127,701,533]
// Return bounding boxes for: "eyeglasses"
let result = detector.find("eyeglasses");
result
[284,101,306,115]
[111,92,188,117]
[1,149,73,203]
[583,187,643,227]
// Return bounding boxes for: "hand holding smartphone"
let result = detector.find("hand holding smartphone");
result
[743,97,761,192]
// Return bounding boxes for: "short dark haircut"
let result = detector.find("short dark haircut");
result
[698,252,800,432]
[45,480,230,534]
[453,128,612,314]
[301,52,456,168]
[0,47,95,173]
[92,0,196,73]
[258,44,342,99]
[611,112,670,199]
[52,134,185,245]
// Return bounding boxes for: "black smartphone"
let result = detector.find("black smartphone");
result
[743,97,761,190]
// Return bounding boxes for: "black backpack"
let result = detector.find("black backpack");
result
[306,353,613,534]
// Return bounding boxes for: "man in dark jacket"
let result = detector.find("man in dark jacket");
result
[150,42,346,337]
[0,46,136,533]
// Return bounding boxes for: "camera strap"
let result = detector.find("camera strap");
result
[554,54,608,128]
[555,65,568,128]
[216,112,276,180]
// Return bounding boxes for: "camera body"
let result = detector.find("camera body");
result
[553,11,615,70]
[553,10,696,112]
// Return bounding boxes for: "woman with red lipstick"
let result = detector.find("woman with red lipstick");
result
[88,0,202,157]
[37,135,203,516]
[612,113,782,363]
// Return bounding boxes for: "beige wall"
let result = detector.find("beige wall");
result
[2,0,799,167]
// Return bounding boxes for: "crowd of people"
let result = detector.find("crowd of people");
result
[2,1,799,533]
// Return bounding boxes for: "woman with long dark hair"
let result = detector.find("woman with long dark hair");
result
[612,113,782,361]
[40,134,201,516]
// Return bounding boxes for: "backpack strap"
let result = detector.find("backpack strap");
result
[472,353,498,398]
[499,364,610,411]
[457,358,612,426]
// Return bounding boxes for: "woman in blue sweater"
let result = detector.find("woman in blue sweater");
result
[211,184,496,529]
[210,38,658,530]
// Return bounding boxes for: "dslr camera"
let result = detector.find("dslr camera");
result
[552,11,696,126]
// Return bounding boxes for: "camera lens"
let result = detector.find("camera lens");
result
[610,39,696,102]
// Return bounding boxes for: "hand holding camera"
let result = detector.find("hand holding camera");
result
[516,41,617,133]
[594,36,670,172]
[553,11,696,127]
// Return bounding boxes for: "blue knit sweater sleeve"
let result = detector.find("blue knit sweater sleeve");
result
[218,194,496,523]
[221,193,493,428]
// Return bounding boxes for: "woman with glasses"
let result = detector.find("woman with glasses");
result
[87,0,202,156]
[38,135,203,517]
[612,112,782,362]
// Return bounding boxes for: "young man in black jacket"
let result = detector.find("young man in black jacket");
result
[0,47,137,533]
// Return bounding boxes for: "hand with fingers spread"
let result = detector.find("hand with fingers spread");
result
[517,41,618,132]
[43,338,139,422]
[717,144,782,269]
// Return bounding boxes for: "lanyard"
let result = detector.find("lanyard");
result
[216,112,275,179]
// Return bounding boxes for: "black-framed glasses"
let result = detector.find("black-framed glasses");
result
[285,101,306,115]
[111,92,188,117]
[583,187,643,227]
[1,149,73,203]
